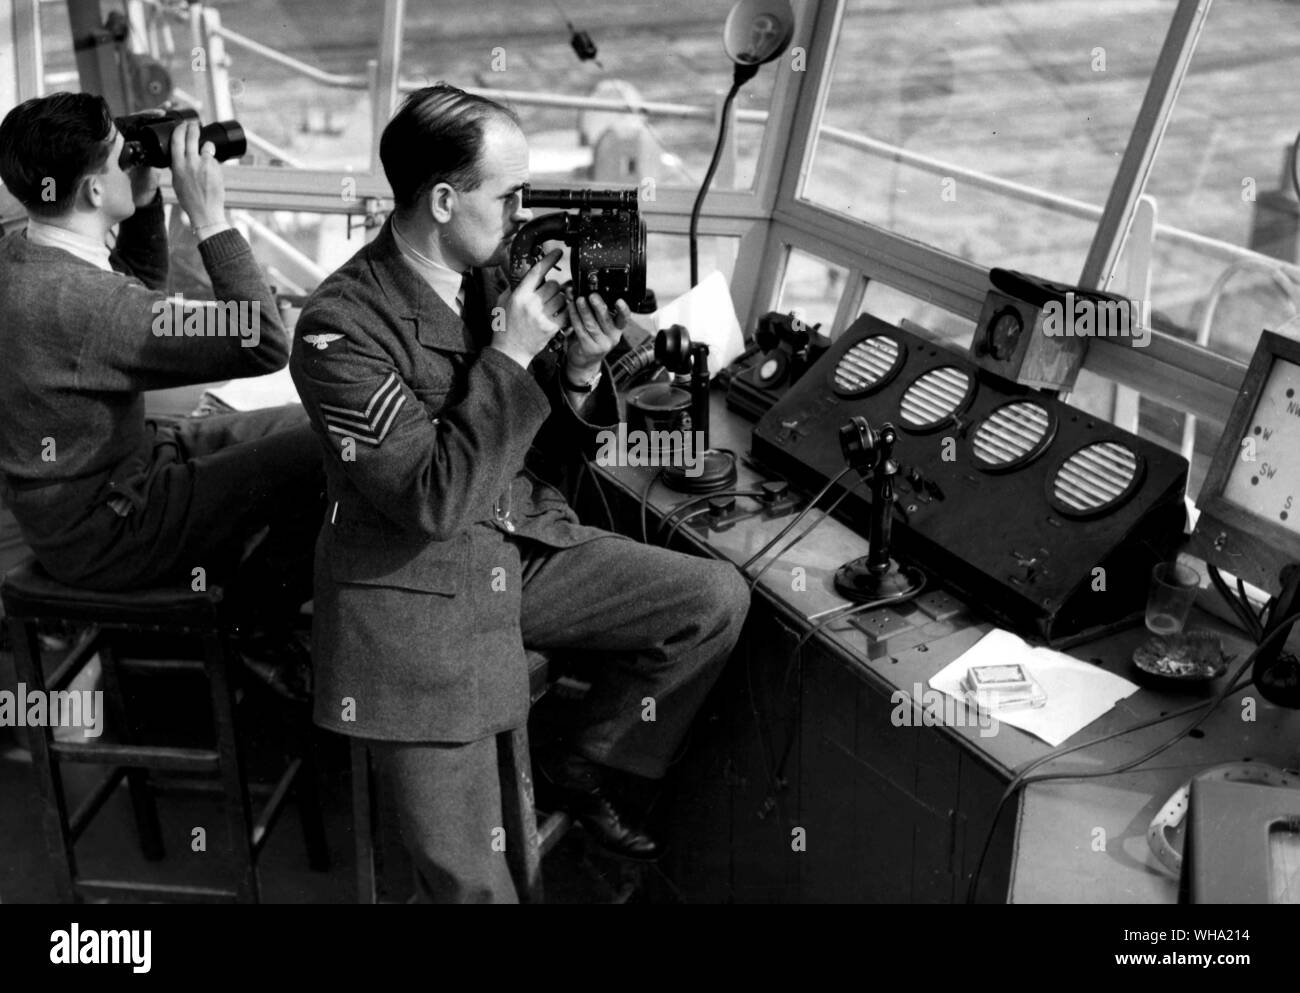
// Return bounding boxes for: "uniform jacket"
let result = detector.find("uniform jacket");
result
[0,199,287,585]
[290,219,621,742]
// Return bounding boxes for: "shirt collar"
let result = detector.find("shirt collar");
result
[24,218,113,272]
[391,218,466,316]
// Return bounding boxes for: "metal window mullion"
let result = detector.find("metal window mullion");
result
[745,0,826,213]
[735,0,846,332]
[642,187,770,220]
[1085,332,1242,426]
[766,0,995,329]
[729,219,775,331]
[771,205,989,319]
[772,0,844,218]
[5,0,43,102]
[829,269,867,338]
[1077,0,1214,292]
[371,0,405,174]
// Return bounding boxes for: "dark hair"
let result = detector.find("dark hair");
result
[379,83,520,210]
[0,92,116,218]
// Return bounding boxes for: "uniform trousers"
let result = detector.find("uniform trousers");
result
[368,532,750,903]
[39,405,323,628]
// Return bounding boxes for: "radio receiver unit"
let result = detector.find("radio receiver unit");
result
[752,315,1189,644]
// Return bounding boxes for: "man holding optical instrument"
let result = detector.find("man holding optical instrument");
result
[291,83,749,903]
[0,92,321,698]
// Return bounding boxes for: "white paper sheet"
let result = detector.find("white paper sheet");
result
[650,270,746,377]
[929,628,1140,746]
[201,364,301,412]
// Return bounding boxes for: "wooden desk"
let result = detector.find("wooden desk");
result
[590,389,1299,903]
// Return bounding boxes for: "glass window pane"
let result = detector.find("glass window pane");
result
[186,3,382,171]
[776,248,847,336]
[38,2,76,92]
[859,279,974,348]
[36,2,385,171]
[402,0,787,191]
[802,0,1176,283]
[645,232,738,305]
[1139,0,1300,365]
[227,209,362,296]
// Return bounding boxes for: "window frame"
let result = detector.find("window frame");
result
[763,0,1252,436]
[1,0,1271,436]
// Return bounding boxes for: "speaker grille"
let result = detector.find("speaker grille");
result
[972,401,1051,470]
[833,336,902,396]
[1052,442,1139,514]
[899,366,973,430]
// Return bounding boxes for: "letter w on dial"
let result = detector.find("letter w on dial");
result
[319,372,406,447]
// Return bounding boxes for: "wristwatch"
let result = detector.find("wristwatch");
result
[563,366,602,393]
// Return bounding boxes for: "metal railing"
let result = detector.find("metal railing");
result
[819,127,1300,278]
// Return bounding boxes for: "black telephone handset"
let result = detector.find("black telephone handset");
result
[722,311,831,420]
[614,310,831,403]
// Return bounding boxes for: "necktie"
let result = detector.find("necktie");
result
[460,271,484,324]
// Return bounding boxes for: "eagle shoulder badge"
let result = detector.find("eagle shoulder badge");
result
[302,333,344,351]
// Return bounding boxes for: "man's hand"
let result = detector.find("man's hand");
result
[563,292,630,381]
[491,247,567,369]
[128,164,163,207]
[168,119,227,231]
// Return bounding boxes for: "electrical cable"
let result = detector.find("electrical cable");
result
[1208,562,1264,642]
[1291,129,1300,203]
[639,468,663,545]
[688,68,751,287]
[747,487,855,594]
[654,489,765,543]
[1236,576,1267,631]
[548,0,576,30]
[661,508,711,547]
[658,487,764,545]
[760,570,928,815]
[963,609,1300,903]
[739,467,854,575]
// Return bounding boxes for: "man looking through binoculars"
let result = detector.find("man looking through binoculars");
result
[0,92,320,699]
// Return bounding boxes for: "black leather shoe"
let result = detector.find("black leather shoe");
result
[537,758,663,862]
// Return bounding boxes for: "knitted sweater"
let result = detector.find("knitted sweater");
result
[0,198,288,570]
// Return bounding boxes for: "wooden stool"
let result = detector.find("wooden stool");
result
[350,649,571,903]
[0,558,329,903]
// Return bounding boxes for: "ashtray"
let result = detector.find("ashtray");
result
[1131,631,1232,683]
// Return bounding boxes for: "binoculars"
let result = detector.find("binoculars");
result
[116,107,246,169]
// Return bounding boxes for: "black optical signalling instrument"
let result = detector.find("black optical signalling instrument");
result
[509,185,650,353]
